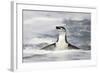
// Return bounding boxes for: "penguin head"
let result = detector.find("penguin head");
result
[56,26,66,32]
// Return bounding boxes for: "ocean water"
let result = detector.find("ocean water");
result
[23,12,91,62]
[22,29,91,62]
[23,49,91,62]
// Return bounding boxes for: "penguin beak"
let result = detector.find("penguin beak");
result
[56,26,62,33]
[56,26,66,32]
[56,26,60,29]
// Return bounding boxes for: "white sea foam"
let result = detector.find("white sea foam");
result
[23,48,90,62]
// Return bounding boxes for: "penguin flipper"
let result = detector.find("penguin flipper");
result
[41,43,56,50]
[68,43,80,49]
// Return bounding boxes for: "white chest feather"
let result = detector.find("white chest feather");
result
[56,33,68,50]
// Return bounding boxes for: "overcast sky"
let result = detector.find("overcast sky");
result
[23,10,91,41]
[23,10,90,33]
[23,10,90,21]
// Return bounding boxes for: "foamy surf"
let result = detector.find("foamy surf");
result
[23,49,90,58]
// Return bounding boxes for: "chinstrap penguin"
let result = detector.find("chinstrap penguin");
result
[41,26,80,50]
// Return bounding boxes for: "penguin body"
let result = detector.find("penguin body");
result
[41,26,79,50]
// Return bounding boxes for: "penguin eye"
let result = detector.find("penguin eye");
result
[61,28,64,30]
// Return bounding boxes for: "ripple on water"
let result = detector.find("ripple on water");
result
[23,49,91,62]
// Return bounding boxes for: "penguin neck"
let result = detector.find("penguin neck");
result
[56,32,68,50]
[57,32,68,44]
